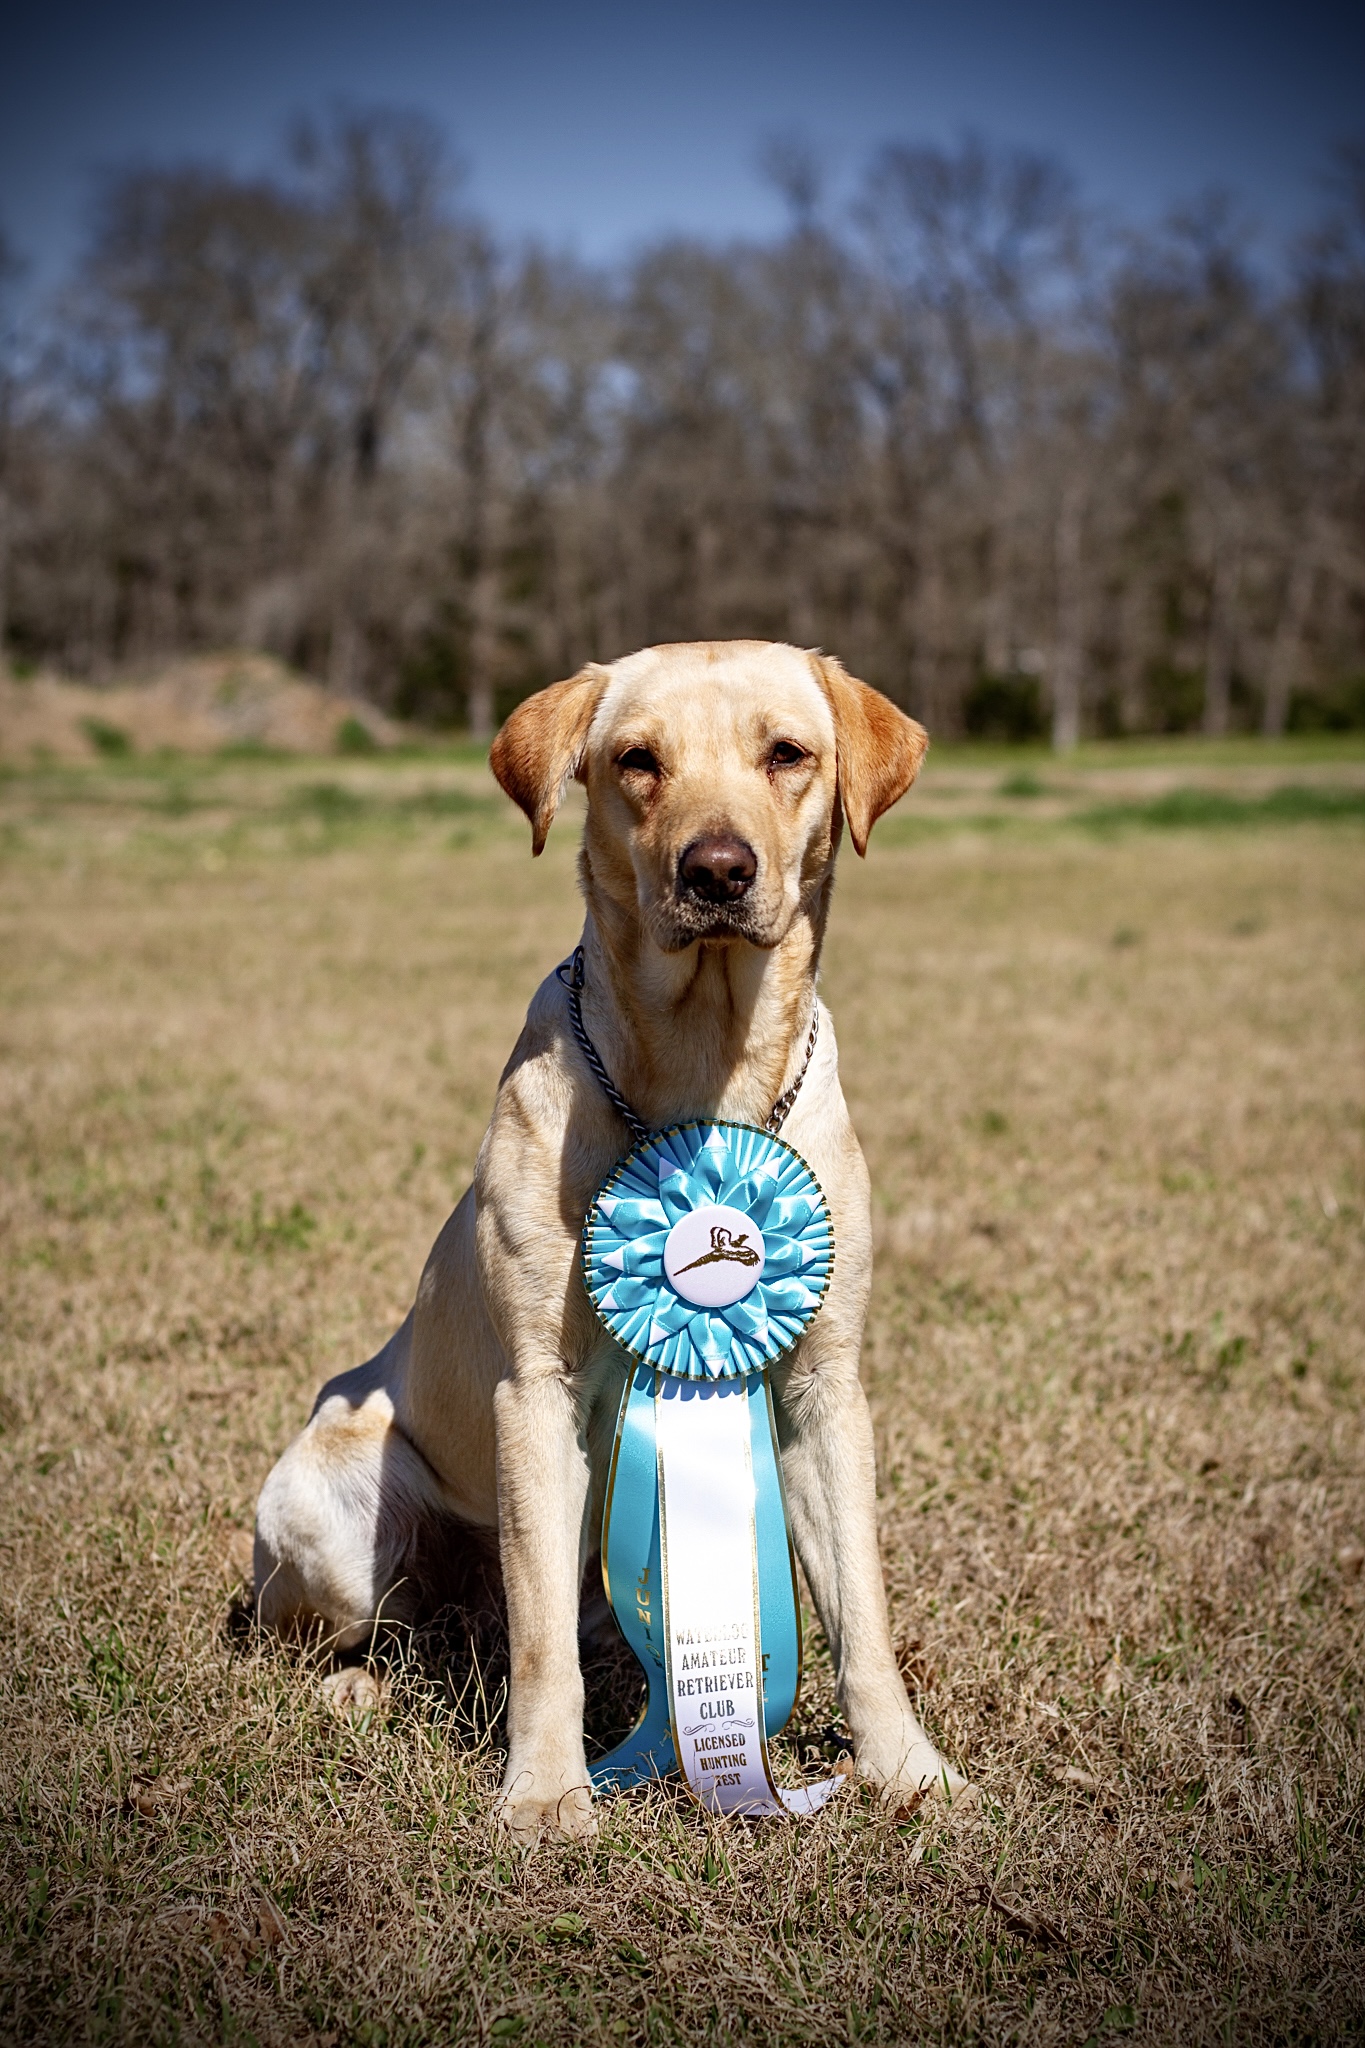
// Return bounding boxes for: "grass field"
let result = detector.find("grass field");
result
[2,739,1363,2045]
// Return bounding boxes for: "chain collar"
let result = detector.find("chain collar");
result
[555,945,819,1144]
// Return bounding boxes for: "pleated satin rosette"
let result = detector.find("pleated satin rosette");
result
[582,1121,834,1381]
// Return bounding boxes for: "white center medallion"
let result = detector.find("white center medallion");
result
[663,1203,766,1309]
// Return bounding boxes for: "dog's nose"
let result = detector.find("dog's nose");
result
[678,835,758,904]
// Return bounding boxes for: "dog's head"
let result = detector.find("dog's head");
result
[490,641,926,953]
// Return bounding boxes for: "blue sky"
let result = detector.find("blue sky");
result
[3,0,1362,289]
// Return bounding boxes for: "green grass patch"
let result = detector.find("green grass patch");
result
[336,715,379,755]
[79,717,133,758]
[924,733,1365,771]
[290,782,497,827]
[1077,785,1365,832]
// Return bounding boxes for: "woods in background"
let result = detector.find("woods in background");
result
[1,111,1362,741]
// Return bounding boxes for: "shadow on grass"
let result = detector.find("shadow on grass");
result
[228,1549,648,1765]
[229,1550,853,1790]
[396,1561,650,1766]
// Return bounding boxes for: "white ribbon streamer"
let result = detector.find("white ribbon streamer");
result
[655,1375,843,1817]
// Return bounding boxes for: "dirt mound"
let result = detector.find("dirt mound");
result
[0,653,403,760]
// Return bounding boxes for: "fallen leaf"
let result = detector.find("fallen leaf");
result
[257,1899,286,1950]
[127,1775,189,1819]
[982,1887,1063,1948]
[896,1639,939,1689]
[205,1911,256,1965]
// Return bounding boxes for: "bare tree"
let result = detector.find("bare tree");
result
[1262,552,1317,736]
[1051,478,1086,749]
[856,137,1087,732]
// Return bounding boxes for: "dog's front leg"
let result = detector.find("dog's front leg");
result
[776,1340,969,1805]
[493,1360,597,1842]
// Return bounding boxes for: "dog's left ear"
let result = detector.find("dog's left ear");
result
[811,655,928,856]
[489,665,610,854]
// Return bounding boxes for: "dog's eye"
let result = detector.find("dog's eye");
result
[769,740,808,769]
[617,746,660,775]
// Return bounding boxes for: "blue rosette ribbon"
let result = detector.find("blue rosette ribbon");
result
[584,1121,834,1382]
[584,1123,837,1804]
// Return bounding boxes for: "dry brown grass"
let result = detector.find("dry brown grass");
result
[1,746,1363,2045]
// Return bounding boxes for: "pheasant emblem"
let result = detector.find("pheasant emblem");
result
[676,1224,761,1274]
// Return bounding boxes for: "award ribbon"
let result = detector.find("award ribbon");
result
[583,1118,844,1816]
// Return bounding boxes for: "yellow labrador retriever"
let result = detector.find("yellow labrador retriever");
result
[254,639,966,1839]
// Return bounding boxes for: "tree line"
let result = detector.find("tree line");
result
[1,110,1362,742]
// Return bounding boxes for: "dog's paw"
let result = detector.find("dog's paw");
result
[903,1741,973,1801]
[497,1768,597,1847]
[862,1735,974,1810]
[321,1666,385,1723]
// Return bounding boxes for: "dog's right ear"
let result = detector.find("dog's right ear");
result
[489,665,610,854]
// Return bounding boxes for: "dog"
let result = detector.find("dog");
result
[253,639,967,1839]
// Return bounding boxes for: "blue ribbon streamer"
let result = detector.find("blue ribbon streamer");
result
[590,1361,804,1791]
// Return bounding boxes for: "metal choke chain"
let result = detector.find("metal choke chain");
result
[765,1003,820,1134]
[557,947,652,1146]
[556,944,818,1142]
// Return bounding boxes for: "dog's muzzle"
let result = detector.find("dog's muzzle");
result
[667,835,762,943]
